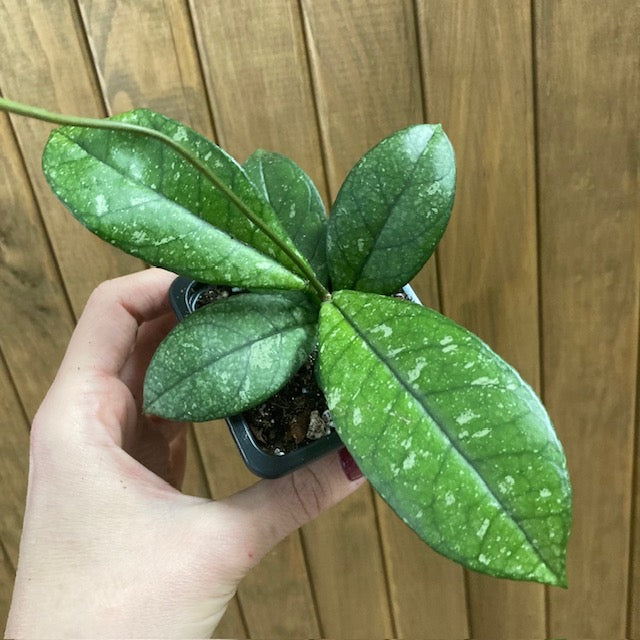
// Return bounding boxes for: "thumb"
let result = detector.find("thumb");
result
[219,447,365,569]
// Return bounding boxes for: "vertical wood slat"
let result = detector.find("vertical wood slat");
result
[0,351,27,568]
[0,543,15,629]
[0,0,142,315]
[299,1,462,637]
[417,2,546,637]
[632,392,640,635]
[0,344,21,634]
[625,17,640,633]
[188,1,326,636]
[190,0,326,193]
[78,0,213,135]
[0,353,29,619]
[631,363,640,636]
[535,1,640,636]
[301,0,421,192]
[0,110,75,420]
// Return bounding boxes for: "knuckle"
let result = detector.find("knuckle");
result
[87,277,121,305]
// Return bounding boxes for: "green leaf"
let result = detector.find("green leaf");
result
[317,290,571,585]
[326,125,455,294]
[42,109,309,290]
[144,291,318,421]
[244,150,329,286]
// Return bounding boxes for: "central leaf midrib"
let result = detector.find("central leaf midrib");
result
[58,130,289,269]
[331,298,558,579]
[348,130,439,287]
[257,156,327,268]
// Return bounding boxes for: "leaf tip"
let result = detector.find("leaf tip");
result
[551,565,569,589]
[534,557,568,588]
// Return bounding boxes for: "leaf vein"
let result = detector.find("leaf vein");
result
[332,299,560,578]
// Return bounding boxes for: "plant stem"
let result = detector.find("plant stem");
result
[0,96,331,300]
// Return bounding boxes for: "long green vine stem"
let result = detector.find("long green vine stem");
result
[0,97,331,301]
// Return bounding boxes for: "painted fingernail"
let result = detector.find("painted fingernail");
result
[339,447,363,481]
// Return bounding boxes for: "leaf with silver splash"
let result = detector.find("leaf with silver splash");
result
[42,109,309,290]
[326,125,455,295]
[144,291,318,421]
[244,149,329,286]
[317,290,571,585]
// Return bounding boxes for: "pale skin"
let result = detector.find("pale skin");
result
[5,268,365,638]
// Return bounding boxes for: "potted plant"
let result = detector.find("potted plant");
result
[167,274,346,478]
[168,274,420,478]
[0,97,572,587]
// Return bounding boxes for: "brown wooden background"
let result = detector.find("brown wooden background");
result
[0,1,638,637]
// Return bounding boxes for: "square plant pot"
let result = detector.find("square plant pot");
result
[168,276,420,479]
[168,276,342,478]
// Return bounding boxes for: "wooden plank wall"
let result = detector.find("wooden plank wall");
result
[0,1,637,637]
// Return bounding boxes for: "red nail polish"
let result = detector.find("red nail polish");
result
[339,447,363,481]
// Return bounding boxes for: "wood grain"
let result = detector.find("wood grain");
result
[0,111,74,419]
[189,0,327,193]
[0,0,142,314]
[0,542,15,631]
[417,2,546,636]
[535,1,640,636]
[0,2,638,637]
[301,0,423,197]
[211,598,247,640]
[376,499,468,638]
[181,427,210,499]
[632,410,640,637]
[0,354,29,623]
[633,369,640,640]
[78,0,213,136]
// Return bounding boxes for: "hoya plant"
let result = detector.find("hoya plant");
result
[0,97,571,586]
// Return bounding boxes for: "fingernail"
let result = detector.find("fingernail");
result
[339,447,363,481]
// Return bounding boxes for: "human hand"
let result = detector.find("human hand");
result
[5,268,365,639]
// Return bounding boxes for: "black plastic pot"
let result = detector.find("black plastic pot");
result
[168,276,342,478]
[169,276,421,478]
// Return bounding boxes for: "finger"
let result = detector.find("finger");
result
[119,310,178,408]
[216,448,365,571]
[59,268,177,379]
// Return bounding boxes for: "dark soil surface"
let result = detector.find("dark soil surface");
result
[193,284,236,309]
[245,351,333,455]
